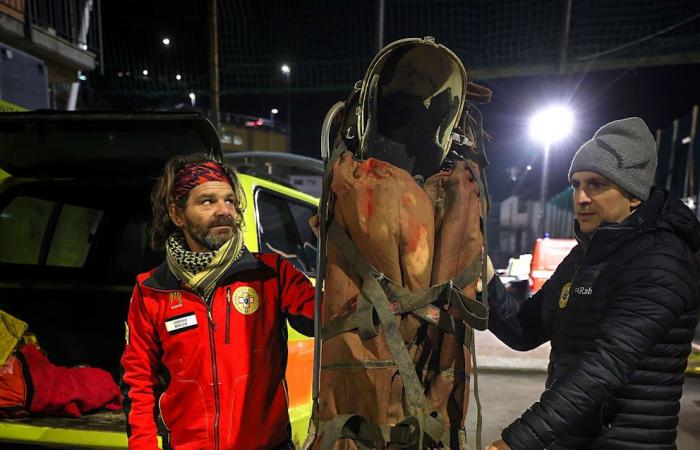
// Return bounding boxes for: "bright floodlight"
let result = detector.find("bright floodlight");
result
[529,106,573,145]
[271,108,279,114]
[281,64,290,74]
[162,37,171,46]
[188,92,196,101]
[142,69,149,76]
[175,74,182,81]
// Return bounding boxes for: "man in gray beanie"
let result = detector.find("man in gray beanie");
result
[482,117,700,449]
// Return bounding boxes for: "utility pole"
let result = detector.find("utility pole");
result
[557,0,573,74]
[686,105,698,199]
[377,0,385,52]
[209,0,220,132]
[654,128,662,187]
[67,0,94,110]
[666,119,679,191]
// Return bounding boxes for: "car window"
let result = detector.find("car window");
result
[0,196,53,264]
[255,189,317,276]
[0,196,102,267]
[46,204,103,267]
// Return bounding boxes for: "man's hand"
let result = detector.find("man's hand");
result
[483,439,511,450]
[308,214,320,237]
[476,255,495,292]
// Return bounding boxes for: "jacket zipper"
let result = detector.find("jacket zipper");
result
[225,288,231,345]
[206,294,221,450]
[149,286,221,450]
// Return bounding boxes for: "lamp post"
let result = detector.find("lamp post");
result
[529,105,573,237]
[281,64,291,151]
[269,108,278,150]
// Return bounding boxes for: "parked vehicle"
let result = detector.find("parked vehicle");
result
[0,112,317,448]
[529,238,577,293]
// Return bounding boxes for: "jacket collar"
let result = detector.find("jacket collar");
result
[573,189,667,260]
[142,246,270,291]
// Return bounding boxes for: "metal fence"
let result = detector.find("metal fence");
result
[0,0,102,58]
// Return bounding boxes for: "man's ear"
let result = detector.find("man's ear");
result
[168,202,185,228]
[630,197,642,209]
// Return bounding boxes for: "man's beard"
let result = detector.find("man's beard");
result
[186,215,237,251]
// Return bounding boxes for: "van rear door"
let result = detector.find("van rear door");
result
[0,111,222,179]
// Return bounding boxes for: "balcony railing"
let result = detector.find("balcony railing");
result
[0,0,102,62]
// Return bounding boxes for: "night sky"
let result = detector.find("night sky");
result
[94,1,700,203]
[227,63,700,202]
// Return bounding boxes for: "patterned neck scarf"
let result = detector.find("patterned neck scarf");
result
[165,231,245,300]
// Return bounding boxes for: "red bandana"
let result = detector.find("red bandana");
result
[173,162,231,201]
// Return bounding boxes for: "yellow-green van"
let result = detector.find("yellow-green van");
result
[0,112,317,448]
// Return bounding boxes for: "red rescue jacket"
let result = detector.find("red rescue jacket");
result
[120,250,314,450]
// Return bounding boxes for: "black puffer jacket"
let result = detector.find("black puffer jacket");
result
[487,190,700,449]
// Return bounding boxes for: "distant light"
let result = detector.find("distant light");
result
[78,74,87,81]
[188,92,196,101]
[281,64,290,74]
[117,71,124,78]
[175,74,182,81]
[529,105,574,145]
[162,37,171,46]
[526,165,532,171]
[682,136,691,145]
[142,69,149,76]
[80,43,88,50]
[271,108,279,115]
[245,118,265,127]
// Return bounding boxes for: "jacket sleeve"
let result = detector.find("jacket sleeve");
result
[278,257,315,336]
[486,252,575,351]
[120,283,161,450]
[501,244,695,450]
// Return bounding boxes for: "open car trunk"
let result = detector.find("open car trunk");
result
[0,112,222,448]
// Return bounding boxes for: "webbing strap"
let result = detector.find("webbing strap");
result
[322,223,487,345]
[470,328,483,450]
[326,221,444,446]
[318,413,445,450]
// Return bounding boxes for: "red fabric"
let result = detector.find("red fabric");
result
[20,344,121,418]
[121,253,315,450]
[0,354,29,418]
[173,161,230,201]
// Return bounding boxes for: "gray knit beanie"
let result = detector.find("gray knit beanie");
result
[568,117,657,200]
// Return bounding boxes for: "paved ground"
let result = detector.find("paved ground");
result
[468,331,700,450]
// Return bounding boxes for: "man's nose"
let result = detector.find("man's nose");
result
[213,200,232,215]
[574,188,591,204]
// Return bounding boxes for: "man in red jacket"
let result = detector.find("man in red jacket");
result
[120,153,315,450]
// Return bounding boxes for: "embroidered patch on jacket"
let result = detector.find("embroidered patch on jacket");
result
[165,312,199,335]
[169,292,183,310]
[559,282,572,309]
[232,286,260,315]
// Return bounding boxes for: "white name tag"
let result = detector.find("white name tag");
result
[165,312,198,335]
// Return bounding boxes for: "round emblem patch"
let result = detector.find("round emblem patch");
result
[232,286,260,315]
[559,282,572,309]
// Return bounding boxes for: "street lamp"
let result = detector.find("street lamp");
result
[269,108,279,150]
[188,92,196,108]
[529,105,573,237]
[281,64,291,150]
